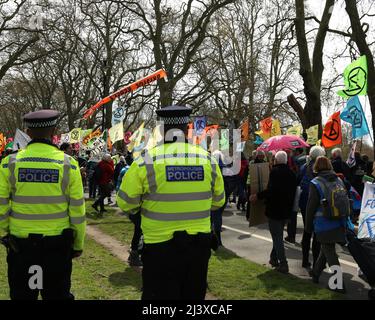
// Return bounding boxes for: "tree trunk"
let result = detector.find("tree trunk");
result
[345,0,375,158]
[293,0,334,137]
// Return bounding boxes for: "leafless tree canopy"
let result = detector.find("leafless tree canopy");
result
[0,0,375,154]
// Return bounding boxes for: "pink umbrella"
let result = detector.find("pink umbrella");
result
[257,135,309,152]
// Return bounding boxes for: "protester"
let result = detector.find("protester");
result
[92,154,114,215]
[87,157,98,199]
[237,152,249,211]
[299,146,326,268]
[60,142,73,156]
[250,151,297,273]
[331,148,351,180]
[350,152,367,196]
[246,150,267,221]
[306,156,350,294]
[285,150,299,244]
[362,154,374,177]
[114,156,127,187]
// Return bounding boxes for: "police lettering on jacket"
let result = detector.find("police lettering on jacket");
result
[166,166,204,182]
[18,168,59,183]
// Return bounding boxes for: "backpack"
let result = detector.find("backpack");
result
[312,176,350,220]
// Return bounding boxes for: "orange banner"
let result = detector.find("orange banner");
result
[322,111,342,148]
[239,119,249,141]
[260,117,272,134]
[0,133,5,153]
[83,69,167,119]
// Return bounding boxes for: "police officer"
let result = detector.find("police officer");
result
[0,110,86,300]
[117,105,225,300]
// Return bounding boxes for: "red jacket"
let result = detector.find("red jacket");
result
[97,160,114,185]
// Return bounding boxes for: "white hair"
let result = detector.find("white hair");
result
[331,148,342,158]
[103,154,112,162]
[309,146,326,161]
[275,151,288,164]
[120,156,126,162]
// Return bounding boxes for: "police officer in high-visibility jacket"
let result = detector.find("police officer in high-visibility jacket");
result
[0,110,86,300]
[117,105,225,300]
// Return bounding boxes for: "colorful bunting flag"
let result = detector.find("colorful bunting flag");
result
[306,125,319,145]
[337,55,368,99]
[127,122,145,158]
[322,111,342,148]
[254,135,264,145]
[255,130,270,141]
[12,129,31,151]
[340,95,370,139]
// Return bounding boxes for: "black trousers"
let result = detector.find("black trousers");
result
[94,184,111,211]
[129,213,143,251]
[287,211,297,240]
[301,208,321,266]
[141,231,211,300]
[6,230,74,300]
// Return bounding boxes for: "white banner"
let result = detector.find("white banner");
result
[12,129,31,151]
[358,182,375,239]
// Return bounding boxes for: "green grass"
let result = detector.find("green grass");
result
[0,236,142,300]
[86,203,341,300]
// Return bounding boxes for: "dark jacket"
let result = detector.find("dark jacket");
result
[331,157,351,181]
[257,163,297,220]
[305,170,346,244]
[114,161,126,184]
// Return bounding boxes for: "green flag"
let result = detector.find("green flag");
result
[337,55,367,99]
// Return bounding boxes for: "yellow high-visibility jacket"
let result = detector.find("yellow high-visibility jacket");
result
[0,142,86,250]
[117,142,225,244]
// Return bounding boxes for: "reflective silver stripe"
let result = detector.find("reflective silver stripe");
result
[117,190,141,204]
[69,198,85,206]
[0,211,9,221]
[153,154,210,162]
[8,153,18,197]
[61,154,71,200]
[143,191,211,202]
[0,197,9,205]
[10,157,77,169]
[70,216,86,224]
[211,164,217,192]
[212,191,225,203]
[12,195,67,204]
[141,208,210,221]
[142,151,157,193]
[9,211,68,220]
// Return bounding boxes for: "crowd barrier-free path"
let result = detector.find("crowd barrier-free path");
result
[221,203,371,300]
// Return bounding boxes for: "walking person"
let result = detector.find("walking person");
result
[92,154,114,216]
[115,156,142,266]
[306,156,350,294]
[299,146,326,268]
[117,105,225,300]
[250,151,297,273]
[0,110,86,300]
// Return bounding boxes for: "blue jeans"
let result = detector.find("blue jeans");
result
[268,219,287,264]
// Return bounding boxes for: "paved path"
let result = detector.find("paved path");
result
[221,203,371,300]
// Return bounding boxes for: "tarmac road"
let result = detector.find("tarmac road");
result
[221,203,372,300]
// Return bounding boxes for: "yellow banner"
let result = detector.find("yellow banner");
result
[271,119,281,137]
[306,125,319,145]
[287,125,302,137]
[255,130,270,141]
